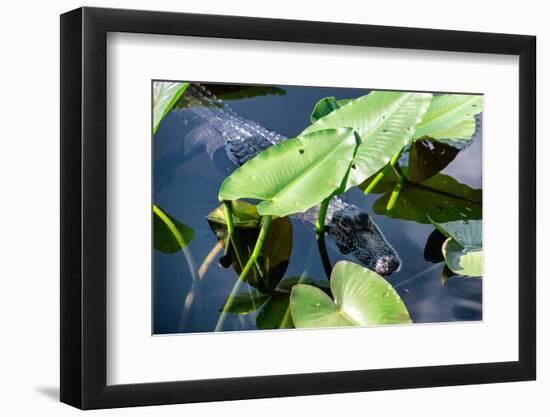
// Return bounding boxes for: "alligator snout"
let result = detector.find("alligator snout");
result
[374,255,401,276]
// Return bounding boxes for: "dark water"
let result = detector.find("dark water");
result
[153,84,482,334]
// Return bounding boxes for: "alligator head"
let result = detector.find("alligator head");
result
[327,206,401,276]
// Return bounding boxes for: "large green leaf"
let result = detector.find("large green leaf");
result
[208,201,292,294]
[431,219,483,277]
[413,94,483,147]
[290,261,411,328]
[153,204,194,253]
[361,168,482,224]
[219,128,358,217]
[302,91,432,188]
[152,81,190,134]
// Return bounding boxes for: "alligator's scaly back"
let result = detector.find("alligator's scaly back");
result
[180,83,401,275]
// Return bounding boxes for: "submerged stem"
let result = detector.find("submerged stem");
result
[317,233,333,281]
[215,215,272,332]
[386,175,405,216]
[198,242,224,280]
[315,198,332,279]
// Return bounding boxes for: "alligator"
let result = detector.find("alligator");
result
[179,83,401,275]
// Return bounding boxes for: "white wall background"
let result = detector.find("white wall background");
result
[0,0,545,415]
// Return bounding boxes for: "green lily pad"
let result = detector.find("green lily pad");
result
[431,219,482,249]
[413,94,483,148]
[290,261,411,328]
[302,91,432,189]
[431,219,483,277]
[443,238,483,277]
[152,81,189,134]
[219,128,358,217]
[153,204,194,254]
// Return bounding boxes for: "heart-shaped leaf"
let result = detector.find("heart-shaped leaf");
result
[302,91,432,189]
[290,261,411,328]
[153,81,190,134]
[219,128,358,217]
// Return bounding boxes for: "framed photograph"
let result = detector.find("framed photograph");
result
[60,6,536,409]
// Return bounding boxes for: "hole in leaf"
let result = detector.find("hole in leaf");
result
[299,149,304,154]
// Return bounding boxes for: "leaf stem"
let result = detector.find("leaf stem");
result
[363,150,403,196]
[223,201,235,257]
[386,175,405,216]
[317,233,333,281]
[215,215,272,332]
[315,198,333,280]
[315,198,330,235]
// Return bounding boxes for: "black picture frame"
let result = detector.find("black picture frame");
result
[60,6,536,410]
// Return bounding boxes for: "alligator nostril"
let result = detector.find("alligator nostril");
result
[375,256,400,276]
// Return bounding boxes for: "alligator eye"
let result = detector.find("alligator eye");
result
[340,218,353,230]
[358,212,371,225]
